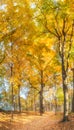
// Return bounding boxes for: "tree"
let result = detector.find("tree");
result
[33,0,74,121]
[26,36,55,115]
[70,45,74,112]
[0,0,36,116]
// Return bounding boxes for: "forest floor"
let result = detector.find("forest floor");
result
[0,111,74,130]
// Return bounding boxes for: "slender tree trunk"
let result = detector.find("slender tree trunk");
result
[14,102,16,112]
[55,97,57,115]
[10,43,14,120]
[40,87,44,115]
[39,70,44,115]
[61,49,69,121]
[11,65,14,120]
[25,101,28,111]
[31,99,33,111]
[11,83,14,119]
[18,85,21,112]
[33,90,36,112]
[72,68,74,112]
[53,74,57,115]
[63,86,69,121]
[72,90,74,112]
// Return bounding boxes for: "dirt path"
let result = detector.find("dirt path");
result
[10,112,60,130]
[0,112,74,130]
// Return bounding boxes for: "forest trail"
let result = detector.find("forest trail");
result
[0,112,74,130]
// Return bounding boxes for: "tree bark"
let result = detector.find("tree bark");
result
[33,90,36,112]
[61,54,69,121]
[10,64,14,120]
[25,101,28,111]
[72,68,74,112]
[11,83,14,119]
[18,85,21,112]
[63,87,69,121]
[10,42,14,120]
[40,88,44,115]
[39,70,44,115]
[55,97,57,115]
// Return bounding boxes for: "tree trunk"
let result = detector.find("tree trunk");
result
[39,70,44,115]
[40,88,44,115]
[10,42,14,121]
[11,65,14,120]
[63,84,69,121]
[31,99,33,111]
[25,101,28,111]
[55,97,57,115]
[18,85,21,112]
[72,90,74,112]
[61,74,69,121]
[72,68,74,112]
[11,83,14,119]
[33,90,36,112]
[61,52,69,121]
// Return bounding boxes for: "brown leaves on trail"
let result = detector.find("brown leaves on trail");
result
[0,112,74,130]
[43,122,74,130]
